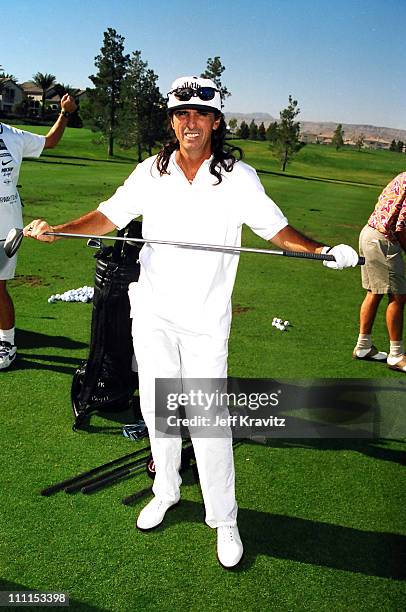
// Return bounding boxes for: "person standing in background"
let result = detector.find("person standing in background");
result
[0,94,77,371]
[353,171,406,372]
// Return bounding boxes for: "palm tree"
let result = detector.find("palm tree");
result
[0,68,18,94]
[32,72,56,118]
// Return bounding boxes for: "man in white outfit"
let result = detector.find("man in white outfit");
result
[0,94,77,370]
[23,76,359,568]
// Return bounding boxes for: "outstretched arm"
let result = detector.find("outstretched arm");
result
[23,210,116,242]
[270,224,359,269]
[270,225,326,253]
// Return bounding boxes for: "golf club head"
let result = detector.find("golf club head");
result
[87,238,102,249]
[4,228,23,258]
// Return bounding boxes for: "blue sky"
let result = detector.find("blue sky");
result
[3,0,405,129]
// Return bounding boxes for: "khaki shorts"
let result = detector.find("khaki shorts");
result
[0,241,17,280]
[359,225,406,294]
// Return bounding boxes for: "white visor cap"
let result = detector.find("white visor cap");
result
[167,76,222,114]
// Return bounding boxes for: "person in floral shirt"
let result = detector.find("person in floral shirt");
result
[353,171,406,372]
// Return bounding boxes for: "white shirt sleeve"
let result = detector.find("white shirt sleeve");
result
[97,163,145,229]
[20,129,45,158]
[236,163,288,240]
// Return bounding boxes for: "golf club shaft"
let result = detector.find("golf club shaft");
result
[40,445,151,496]
[81,462,146,494]
[43,231,365,264]
[64,454,150,494]
[122,487,152,506]
[82,442,193,494]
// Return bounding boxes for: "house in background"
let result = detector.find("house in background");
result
[19,81,46,115]
[0,78,24,114]
[18,81,85,117]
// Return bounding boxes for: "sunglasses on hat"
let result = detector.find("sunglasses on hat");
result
[169,86,220,102]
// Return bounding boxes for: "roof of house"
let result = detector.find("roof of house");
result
[20,81,46,95]
[0,78,23,91]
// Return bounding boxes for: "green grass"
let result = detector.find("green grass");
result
[1,128,405,611]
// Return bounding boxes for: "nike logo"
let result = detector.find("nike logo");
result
[2,159,12,166]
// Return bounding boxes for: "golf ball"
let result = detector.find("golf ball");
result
[47,286,94,303]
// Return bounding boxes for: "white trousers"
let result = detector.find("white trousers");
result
[131,308,237,528]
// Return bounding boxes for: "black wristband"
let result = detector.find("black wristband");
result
[60,110,71,118]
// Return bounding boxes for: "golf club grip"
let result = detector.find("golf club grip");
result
[40,446,151,496]
[283,250,365,265]
[81,463,145,494]
[64,455,148,494]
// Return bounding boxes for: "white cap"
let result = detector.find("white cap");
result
[167,75,222,113]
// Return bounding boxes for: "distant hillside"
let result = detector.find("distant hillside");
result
[224,113,406,143]
[300,121,406,143]
[225,112,275,125]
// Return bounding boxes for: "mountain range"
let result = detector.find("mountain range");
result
[224,112,406,143]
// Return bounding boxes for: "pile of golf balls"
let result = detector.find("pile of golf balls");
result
[272,317,290,331]
[47,286,94,304]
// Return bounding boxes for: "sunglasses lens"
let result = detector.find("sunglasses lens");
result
[170,86,219,104]
[174,87,193,101]
[198,87,216,101]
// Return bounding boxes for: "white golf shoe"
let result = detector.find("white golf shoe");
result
[136,496,180,531]
[0,342,17,370]
[387,354,406,373]
[217,525,243,568]
[352,345,387,362]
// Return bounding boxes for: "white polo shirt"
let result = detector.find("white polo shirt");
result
[98,153,288,338]
[0,123,45,238]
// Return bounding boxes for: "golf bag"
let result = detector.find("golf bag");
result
[71,220,142,430]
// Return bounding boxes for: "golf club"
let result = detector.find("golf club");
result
[64,453,151,494]
[80,460,147,494]
[87,237,103,249]
[4,227,365,265]
[40,445,151,496]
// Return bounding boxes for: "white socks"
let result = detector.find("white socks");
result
[0,327,15,345]
[354,334,387,360]
[387,341,405,366]
[355,334,372,351]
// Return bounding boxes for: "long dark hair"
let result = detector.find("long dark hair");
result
[155,114,243,184]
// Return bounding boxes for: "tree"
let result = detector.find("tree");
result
[389,139,397,152]
[270,96,302,172]
[228,117,238,133]
[201,56,230,100]
[355,133,365,151]
[54,83,77,97]
[266,121,278,143]
[249,120,258,140]
[238,120,249,139]
[0,68,18,89]
[118,50,167,161]
[397,140,404,153]
[32,72,56,118]
[258,122,266,141]
[86,28,129,156]
[332,123,344,150]
[0,67,17,80]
